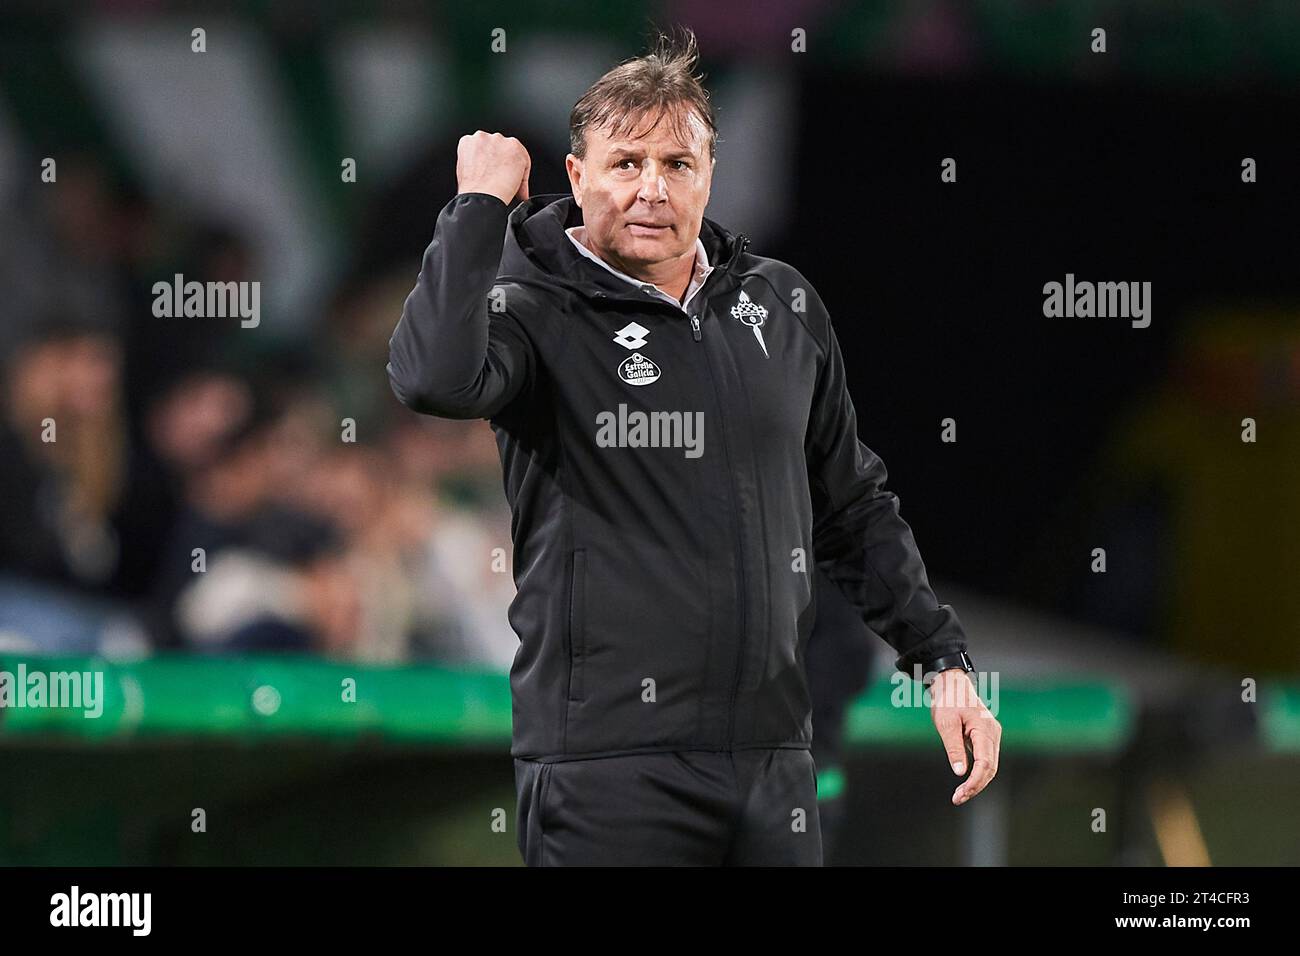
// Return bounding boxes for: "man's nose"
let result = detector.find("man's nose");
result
[637,167,668,202]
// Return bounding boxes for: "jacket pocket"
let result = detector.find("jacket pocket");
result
[566,548,587,702]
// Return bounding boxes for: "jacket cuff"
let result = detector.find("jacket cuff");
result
[893,621,969,678]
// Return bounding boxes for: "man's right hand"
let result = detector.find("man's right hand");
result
[456,131,531,205]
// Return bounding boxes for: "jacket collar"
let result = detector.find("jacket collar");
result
[498,193,748,304]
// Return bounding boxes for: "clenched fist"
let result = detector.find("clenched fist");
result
[456,131,531,205]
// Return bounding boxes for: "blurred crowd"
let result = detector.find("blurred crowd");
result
[0,154,520,668]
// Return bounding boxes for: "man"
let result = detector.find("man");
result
[387,29,1001,866]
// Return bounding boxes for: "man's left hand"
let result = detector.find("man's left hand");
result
[929,667,1002,806]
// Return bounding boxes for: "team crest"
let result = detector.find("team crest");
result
[730,290,769,357]
[618,352,661,386]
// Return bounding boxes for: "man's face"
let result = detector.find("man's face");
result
[565,104,714,276]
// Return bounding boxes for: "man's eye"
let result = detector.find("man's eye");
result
[614,159,688,170]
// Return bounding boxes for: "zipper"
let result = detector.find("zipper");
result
[590,233,752,745]
[686,233,747,342]
[683,232,750,747]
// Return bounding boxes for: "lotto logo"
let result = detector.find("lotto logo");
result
[613,322,650,350]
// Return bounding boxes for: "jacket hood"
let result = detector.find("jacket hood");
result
[498,193,748,302]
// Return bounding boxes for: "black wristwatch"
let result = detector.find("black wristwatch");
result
[920,650,974,687]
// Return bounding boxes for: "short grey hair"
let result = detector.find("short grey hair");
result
[569,26,718,161]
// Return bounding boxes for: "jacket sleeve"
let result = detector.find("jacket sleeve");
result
[803,286,969,677]
[386,192,535,420]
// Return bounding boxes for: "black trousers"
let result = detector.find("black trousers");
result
[514,748,822,866]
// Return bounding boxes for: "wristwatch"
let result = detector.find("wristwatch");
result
[920,650,974,687]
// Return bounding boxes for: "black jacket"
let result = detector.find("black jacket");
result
[387,191,969,760]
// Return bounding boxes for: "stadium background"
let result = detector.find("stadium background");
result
[1,0,1298,865]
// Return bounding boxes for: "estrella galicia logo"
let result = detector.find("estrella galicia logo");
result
[730,290,769,358]
[617,352,661,386]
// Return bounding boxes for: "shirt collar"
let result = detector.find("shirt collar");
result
[565,225,713,310]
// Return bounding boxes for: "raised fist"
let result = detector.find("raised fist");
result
[456,131,532,205]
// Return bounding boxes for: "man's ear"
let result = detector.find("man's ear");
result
[565,153,583,208]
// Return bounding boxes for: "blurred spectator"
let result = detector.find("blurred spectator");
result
[377,417,519,668]
[0,317,126,590]
[0,316,152,655]
[174,504,360,655]
[122,216,257,421]
[0,156,129,356]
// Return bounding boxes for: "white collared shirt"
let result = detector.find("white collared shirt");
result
[565,225,714,314]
